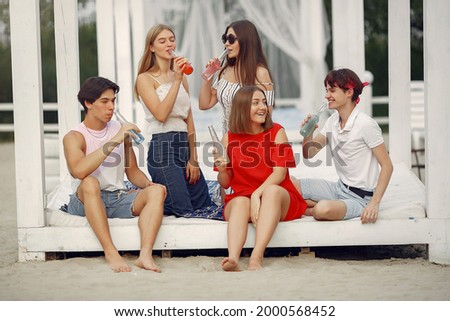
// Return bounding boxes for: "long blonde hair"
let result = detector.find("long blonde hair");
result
[134,24,175,99]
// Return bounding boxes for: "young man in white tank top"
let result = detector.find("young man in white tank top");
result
[63,77,166,273]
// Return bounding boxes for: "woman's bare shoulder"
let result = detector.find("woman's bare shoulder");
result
[256,66,272,84]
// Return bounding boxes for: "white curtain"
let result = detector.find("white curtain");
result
[178,0,226,98]
[141,0,225,102]
[238,0,309,63]
[140,0,330,114]
[238,0,330,113]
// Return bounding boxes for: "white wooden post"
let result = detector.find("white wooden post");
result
[363,71,374,120]
[424,0,450,265]
[54,0,81,179]
[299,0,311,114]
[331,0,369,115]
[130,0,147,131]
[113,0,134,121]
[300,0,329,116]
[388,0,411,167]
[10,0,46,228]
[130,0,148,166]
[96,0,116,82]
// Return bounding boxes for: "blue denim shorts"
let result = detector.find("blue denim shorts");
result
[67,189,138,219]
[300,178,373,220]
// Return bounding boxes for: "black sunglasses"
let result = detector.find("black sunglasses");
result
[222,34,238,45]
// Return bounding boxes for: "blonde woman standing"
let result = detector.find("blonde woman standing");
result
[134,24,213,217]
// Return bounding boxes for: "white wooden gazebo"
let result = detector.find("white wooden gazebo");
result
[9,0,450,264]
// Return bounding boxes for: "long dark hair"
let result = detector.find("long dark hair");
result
[219,20,272,88]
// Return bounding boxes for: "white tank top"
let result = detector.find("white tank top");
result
[71,120,126,192]
[141,74,190,135]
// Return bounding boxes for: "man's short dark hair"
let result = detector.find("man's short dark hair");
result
[77,77,120,113]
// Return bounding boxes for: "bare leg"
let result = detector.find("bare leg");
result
[291,176,317,216]
[221,257,240,272]
[312,200,346,221]
[78,177,131,273]
[133,184,166,272]
[220,187,226,205]
[222,197,250,272]
[304,199,317,216]
[249,185,290,270]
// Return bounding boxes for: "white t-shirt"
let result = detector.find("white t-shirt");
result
[320,108,384,189]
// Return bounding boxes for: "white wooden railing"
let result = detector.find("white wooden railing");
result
[0,99,303,133]
[0,103,59,132]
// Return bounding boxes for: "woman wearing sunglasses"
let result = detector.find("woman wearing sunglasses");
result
[134,24,214,217]
[199,20,274,134]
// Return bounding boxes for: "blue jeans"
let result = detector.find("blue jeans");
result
[147,131,213,216]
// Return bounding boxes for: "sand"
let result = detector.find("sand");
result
[1,141,450,303]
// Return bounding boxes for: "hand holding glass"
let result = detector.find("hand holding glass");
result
[170,50,193,75]
[114,110,144,144]
[201,49,228,81]
[300,102,328,137]
[208,125,228,166]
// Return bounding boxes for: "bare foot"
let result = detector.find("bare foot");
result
[221,257,240,272]
[105,251,132,273]
[135,254,161,273]
[248,257,262,271]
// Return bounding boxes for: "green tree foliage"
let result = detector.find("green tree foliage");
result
[410,0,423,81]
[79,20,98,82]
[41,0,57,103]
[363,0,389,97]
[0,0,97,104]
[0,40,12,103]
[0,0,97,139]
[324,0,423,97]
[0,0,11,103]
[0,1,424,105]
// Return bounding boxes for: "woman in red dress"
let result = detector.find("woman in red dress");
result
[213,86,307,271]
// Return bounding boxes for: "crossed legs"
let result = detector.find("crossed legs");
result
[291,176,346,220]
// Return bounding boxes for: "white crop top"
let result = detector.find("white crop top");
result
[141,74,190,135]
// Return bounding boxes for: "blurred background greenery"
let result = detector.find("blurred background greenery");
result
[0,0,424,142]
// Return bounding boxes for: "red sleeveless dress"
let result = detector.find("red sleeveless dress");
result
[225,123,306,221]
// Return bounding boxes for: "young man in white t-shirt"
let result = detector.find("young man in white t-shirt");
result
[295,68,393,223]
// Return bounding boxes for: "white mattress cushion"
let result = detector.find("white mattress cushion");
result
[45,162,425,227]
